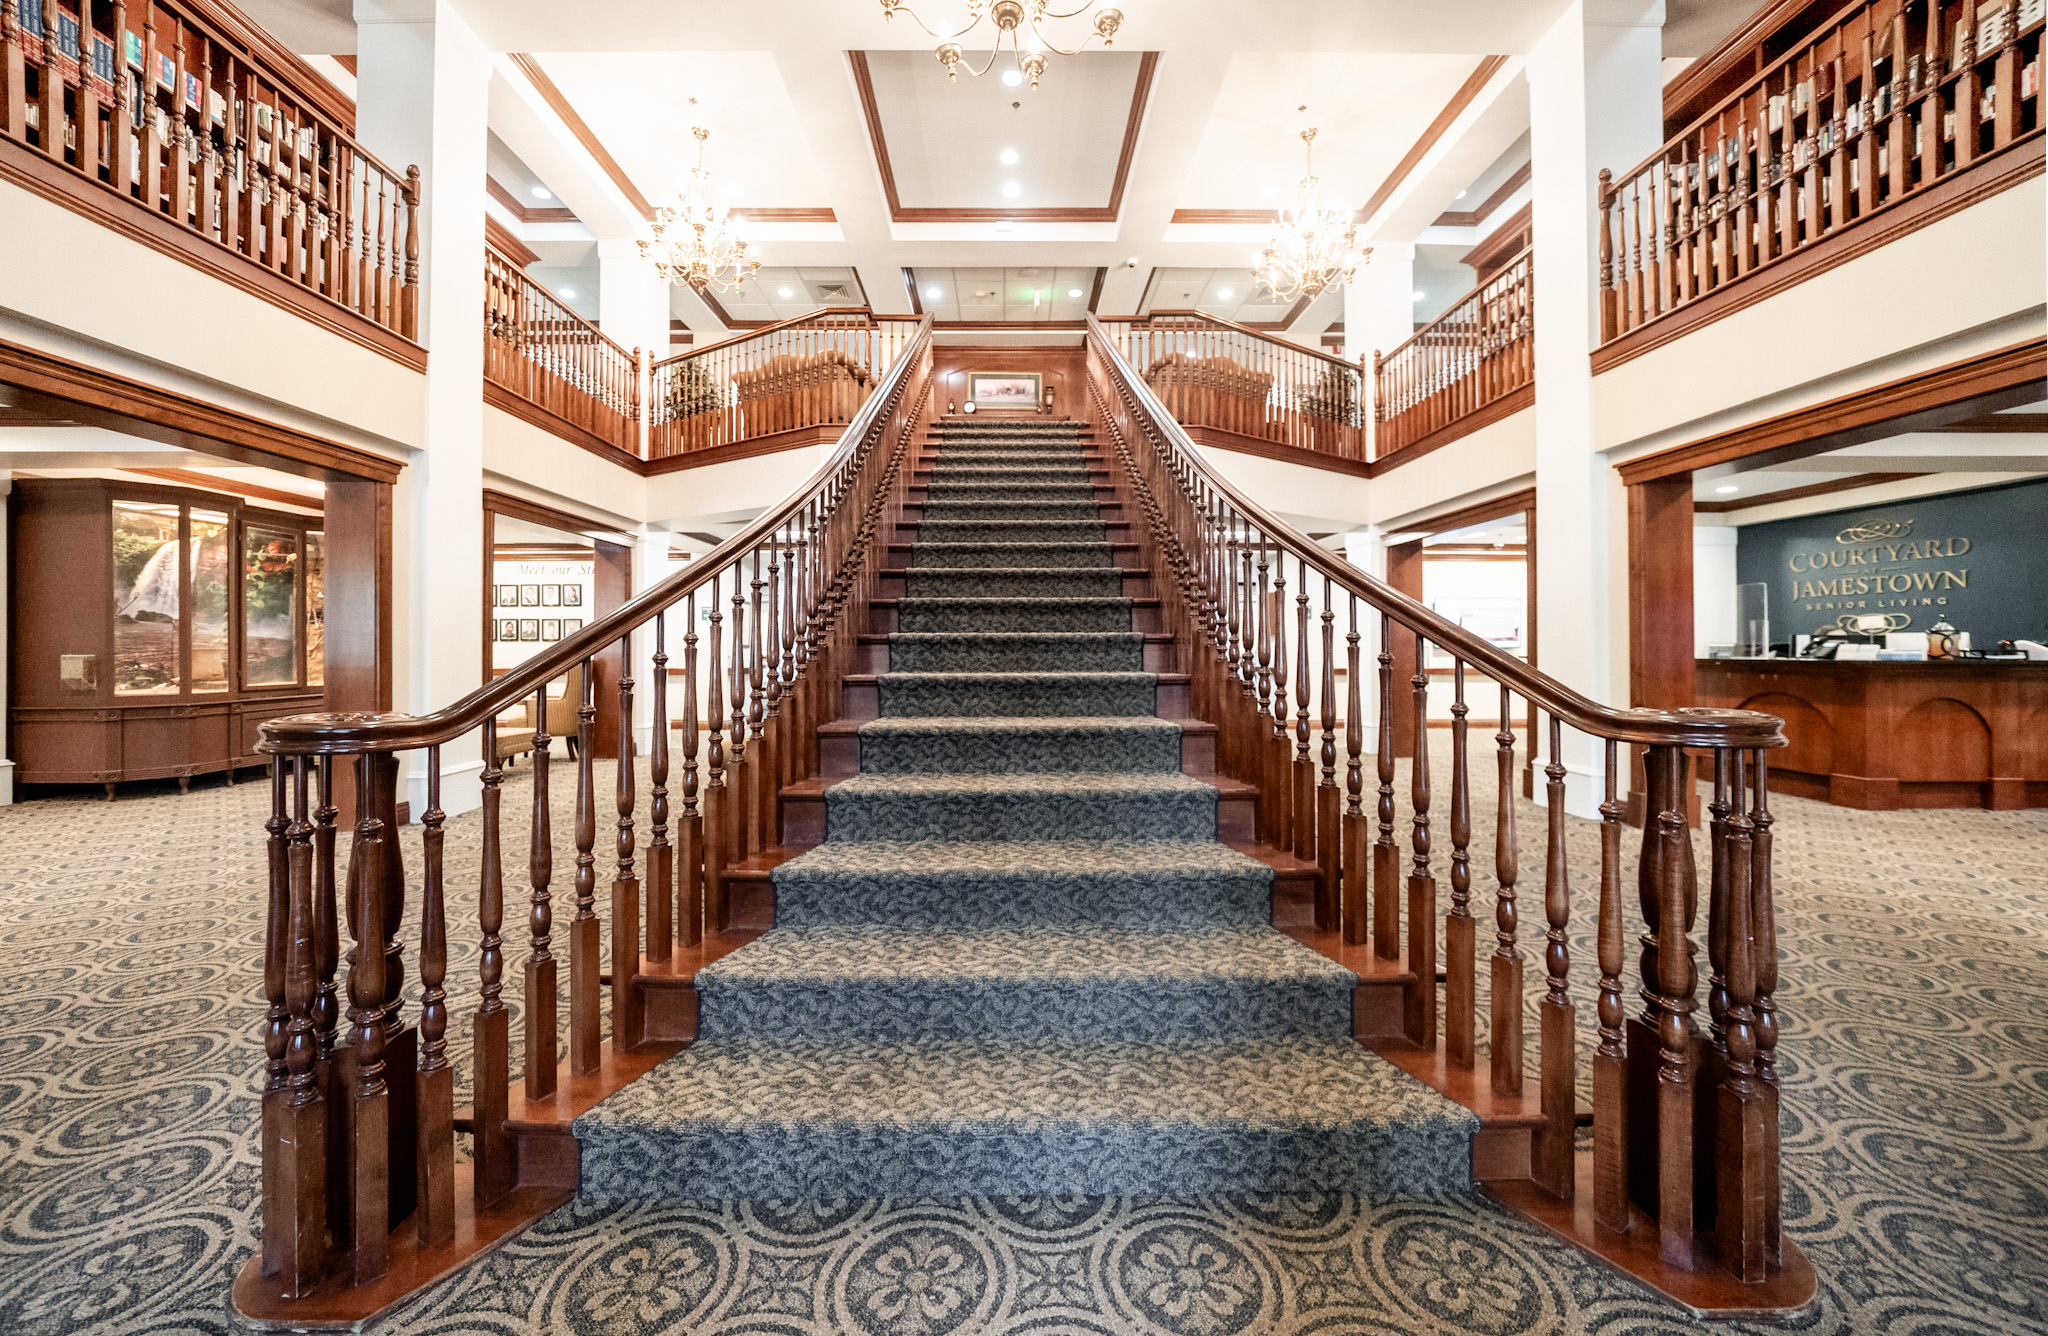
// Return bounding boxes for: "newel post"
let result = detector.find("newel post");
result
[400,165,422,339]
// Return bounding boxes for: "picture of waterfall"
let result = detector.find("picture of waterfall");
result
[113,503,182,694]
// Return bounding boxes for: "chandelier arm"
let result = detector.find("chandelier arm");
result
[1026,21,1096,57]
[963,41,1005,78]
[887,3,987,41]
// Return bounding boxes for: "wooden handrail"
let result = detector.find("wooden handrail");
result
[1088,314,1779,749]
[1599,0,2043,345]
[648,306,912,370]
[1087,313,1797,1298]
[483,252,640,453]
[1138,307,1363,370]
[2,0,422,343]
[1374,248,1533,458]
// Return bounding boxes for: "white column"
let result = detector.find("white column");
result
[0,473,13,804]
[1527,0,1664,816]
[630,528,676,754]
[1343,244,1415,460]
[598,239,669,360]
[356,0,493,818]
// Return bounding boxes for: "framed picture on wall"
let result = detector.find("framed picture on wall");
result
[520,619,539,641]
[969,371,1042,409]
[562,618,582,634]
[541,585,561,606]
[496,584,518,607]
[541,619,561,641]
[498,618,519,641]
[562,584,583,607]
[519,585,540,606]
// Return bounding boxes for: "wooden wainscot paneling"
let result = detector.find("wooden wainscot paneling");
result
[1694,659,2047,810]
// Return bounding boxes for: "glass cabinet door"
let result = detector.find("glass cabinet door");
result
[305,531,325,688]
[190,509,230,692]
[242,525,301,687]
[112,501,183,695]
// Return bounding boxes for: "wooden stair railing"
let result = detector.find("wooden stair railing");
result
[647,308,923,461]
[1599,0,2044,347]
[1373,248,1533,460]
[1097,310,1367,463]
[484,249,640,454]
[2,0,421,343]
[233,316,934,1326]
[1085,313,1815,1314]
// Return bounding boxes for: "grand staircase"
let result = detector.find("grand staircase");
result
[574,416,1477,1199]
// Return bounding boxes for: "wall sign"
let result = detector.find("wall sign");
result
[1734,478,2048,644]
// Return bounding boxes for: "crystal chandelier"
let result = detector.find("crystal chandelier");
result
[878,0,1123,88]
[1255,129,1369,302]
[641,127,760,294]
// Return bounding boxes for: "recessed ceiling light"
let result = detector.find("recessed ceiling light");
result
[1715,484,1740,494]
[999,148,1019,164]
[1411,290,1426,301]
[1002,68,1024,87]
[1001,182,1021,198]
[778,286,794,298]
[530,185,552,200]
[559,286,576,298]
[925,285,943,298]
[1067,287,1082,298]
[1455,189,1467,200]
[1260,185,1276,199]
[1217,287,1233,299]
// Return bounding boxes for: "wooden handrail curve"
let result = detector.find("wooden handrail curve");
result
[1373,248,1534,458]
[263,315,934,756]
[1087,314,1781,750]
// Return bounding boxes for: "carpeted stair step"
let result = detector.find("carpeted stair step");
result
[919,482,1105,503]
[772,838,1274,928]
[875,671,1157,718]
[903,567,1125,599]
[825,771,1218,842]
[907,542,1116,570]
[692,926,1359,1042]
[886,631,1144,672]
[917,500,1107,522]
[854,716,1182,773]
[911,520,1109,544]
[924,465,1099,482]
[897,596,1133,633]
[573,1036,1479,1199]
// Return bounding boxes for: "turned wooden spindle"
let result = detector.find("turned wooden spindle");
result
[1751,749,1782,1264]
[1342,597,1366,946]
[272,756,326,1292]
[260,761,292,1279]
[1405,629,1435,1046]
[473,721,512,1207]
[704,578,730,933]
[1293,559,1313,861]
[611,633,642,1054]
[648,614,673,962]
[1638,742,1700,1268]
[1316,576,1340,931]
[1373,613,1398,960]
[728,564,750,862]
[1594,737,1629,1230]
[414,747,454,1247]
[1536,716,1575,1199]
[524,683,557,1100]
[1445,663,1475,1069]
[570,659,600,1075]
[341,753,389,1285]
[1715,748,1771,1279]
[1492,686,1524,1095]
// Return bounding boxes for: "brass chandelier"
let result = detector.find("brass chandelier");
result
[878,0,1123,88]
[1255,128,1369,302]
[641,127,760,294]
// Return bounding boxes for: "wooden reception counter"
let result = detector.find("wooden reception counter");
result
[1694,658,2048,810]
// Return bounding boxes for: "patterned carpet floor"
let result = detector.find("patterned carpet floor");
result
[2,740,2046,1333]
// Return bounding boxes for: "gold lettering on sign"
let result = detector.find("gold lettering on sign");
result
[1780,512,1975,632]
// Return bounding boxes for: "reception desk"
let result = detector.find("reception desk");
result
[1694,658,2048,810]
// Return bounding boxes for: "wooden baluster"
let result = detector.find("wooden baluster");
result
[704,579,731,933]
[570,658,600,1075]
[1593,737,1629,1229]
[1270,547,1292,849]
[678,594,704,947]
[1637,742,1700,1268]
[1,0,25,143]
[1751,750,1781,1264]
[470,721,513,1207]
[1373,613,1398,959]
[757,537,782,855]
[73,0,99,178]
[34,0,60,158]
[728,560,750,863]
[1405,630,1436,1045]
[413,747,453,1246]
[1316,575,1339,930]
[647,613,673,963]
[1536,716,1575,1198]
[260,761,293,1277]
[747,548,767,855]
[1713,748,1770,1279]
[1491,686,1524,1094]
[270,757,327,1291]
[340,754,389,1283]
[524,684,557,1100]
[1342,596,1366,945]
[1253,541,1274,843]
[611,634,642,1053]
[1445,662,1475,1068]
[1293,557,1314,861]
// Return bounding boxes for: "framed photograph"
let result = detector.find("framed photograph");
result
[541,584,561,607]
[968,371,1042,409]
[519,584,540,606]
[561,584,583,607]
[498,618,518,642]
[541,619,562,641]
[496,584,518,607]
[562,618,582,634]
[519,619,539,642]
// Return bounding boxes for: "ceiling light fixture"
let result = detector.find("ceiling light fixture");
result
[530,185,553,200]
[1217,287,1233,299]
[641,126,760,294]
[1411,290,1426,301]
[778,286,794,298]
[1001,182,1021,197]
[880,0,1123,89]
[1000,148,1019,164]
[559,287,576,298]
[1067,287,1082,297]
[1715,484,1740,494]
[926,285,943,298]
[1255,128,1368,302]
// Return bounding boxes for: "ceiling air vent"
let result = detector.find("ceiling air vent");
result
[814,281,857,303]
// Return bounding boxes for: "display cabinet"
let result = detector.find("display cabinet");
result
[9,479,326,796]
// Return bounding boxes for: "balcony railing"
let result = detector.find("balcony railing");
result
[1599,0,2043,346]
[2,0,421,344]
[484,249,640,454]
[647,309,923,462]
[1097,310,1367,464]
[1374,248,1533,460]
